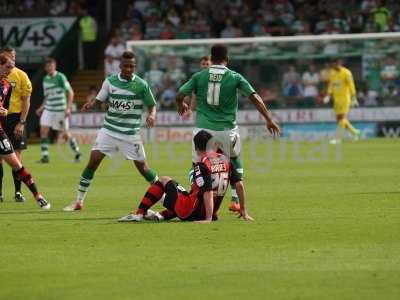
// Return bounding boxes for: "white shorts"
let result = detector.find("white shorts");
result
[40,110,69,131]
[92,129,146,161]
[192,127,241,162]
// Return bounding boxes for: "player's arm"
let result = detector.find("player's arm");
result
[176,76,196,115]
[82,79,108,111]
[238,74,280,136]
[15,73,32,137]
[0,86,12,117]
[143,82,157,128]
[194,163,214,224]
[248,93,280,137]
[323,75,333,104]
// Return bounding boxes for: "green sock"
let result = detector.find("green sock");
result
[231,157,243,204]
[77,168,95,203]
[40,138,50,159]
[144,169,158,183]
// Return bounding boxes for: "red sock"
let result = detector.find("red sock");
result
[136,181,164,215]
[15,167,39,198]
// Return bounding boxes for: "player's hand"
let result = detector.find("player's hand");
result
[238,209,254,221]
[81,100,95,112]
[323,95,331,104]
[351,96,359,107]
[14,123,24,139]
[177,102,189,116]
[0,107,8,117]
[65,107,72,117]
[181,108,193,120]
[35,107,44,116]
[146,113,156,128]
[266,119,281,137]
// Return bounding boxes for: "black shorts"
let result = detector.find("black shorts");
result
[0,131,15,155]
[5,113,27,150]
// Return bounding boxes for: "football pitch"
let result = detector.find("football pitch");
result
[0,138,399,300]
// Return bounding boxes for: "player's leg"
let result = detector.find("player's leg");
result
[39,125,50,163]
[227,127,243,212]
[123,138,158,184]
[1,150,50,209]
[341,114,360,140]
[118,176,170,222]
[12,150,25,202]
[60,116,81,162]
[39,110,52,163]
[64,150,105,211]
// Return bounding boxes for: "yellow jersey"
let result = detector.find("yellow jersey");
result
[327,66,356,103]
[7,67,32,114]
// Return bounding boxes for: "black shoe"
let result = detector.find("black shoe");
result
[15,192,26,203]
[38,156,49,164]
[74,153,81,163]
[0,194,3,202]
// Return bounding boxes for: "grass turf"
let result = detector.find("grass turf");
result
[0,138,399,300]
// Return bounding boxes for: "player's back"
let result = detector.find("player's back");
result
[190,151,238,219]
[188,66,255,130]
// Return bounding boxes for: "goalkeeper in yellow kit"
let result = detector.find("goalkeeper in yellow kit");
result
[323,58,361,144]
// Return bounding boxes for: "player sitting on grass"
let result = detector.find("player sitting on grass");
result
[0,52,50,209]
[118,130,253,223]
[64,51,159,211]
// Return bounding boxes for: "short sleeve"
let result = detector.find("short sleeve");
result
[229,162,242,185]
[237,73,255,97]
[60,74,72,92]
[96,79,110,102]
[179,76,195,96]
[194,162,212,193]
[20,71,32,97]
[143,82,156,107]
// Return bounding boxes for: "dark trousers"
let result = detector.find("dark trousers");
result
[83,41,97,70]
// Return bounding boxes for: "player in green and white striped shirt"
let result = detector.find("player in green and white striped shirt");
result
[63,51,159,211]
[36,57,81,163]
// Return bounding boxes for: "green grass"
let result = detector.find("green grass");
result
[0,138,399,300]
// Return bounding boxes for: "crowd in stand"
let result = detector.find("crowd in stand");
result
[0,0,87,16]
[113,0,400,42]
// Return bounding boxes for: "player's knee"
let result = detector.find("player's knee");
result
[159,176,171,186]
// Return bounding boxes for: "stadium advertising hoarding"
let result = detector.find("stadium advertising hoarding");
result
[70,107,400,128]
[0,17,76,64]
[69,107,400,142]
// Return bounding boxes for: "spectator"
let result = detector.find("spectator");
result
[159,81,177,110]
[49,0,67,16]
[80,7,98,69]
[164,57,186,87]
[282,65,303,98]
[145,12,163,39]
[365,61,381,106]
[144,61,165,96]
[302,63,320,101]
[372,0,391,31]
[380,56,399,96]
[104,35,125,77]
[348,10,365,33]
[160,21,175,39]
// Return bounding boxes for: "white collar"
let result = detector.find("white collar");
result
[210,65,227,69]
[118,73,135,82]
